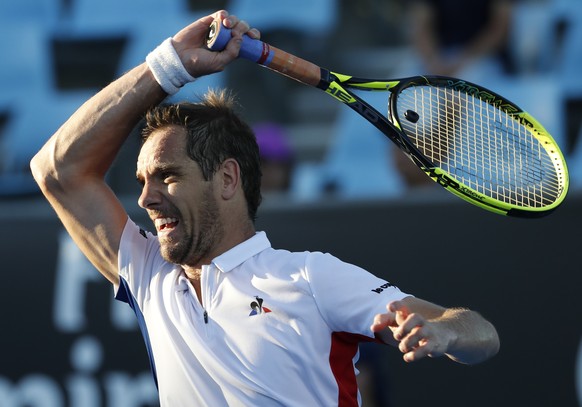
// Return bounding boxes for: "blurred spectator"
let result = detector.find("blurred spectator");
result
[403,0,515,84]
[224,0,339,123]
[378,0,517,199]
[391,146,438,192]
[254,122,295,193]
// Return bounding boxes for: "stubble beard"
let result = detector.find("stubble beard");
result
[160,187,223,266]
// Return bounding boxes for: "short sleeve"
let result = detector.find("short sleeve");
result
[114,218,163,308]
[304,252,410,337]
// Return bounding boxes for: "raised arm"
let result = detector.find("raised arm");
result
[371,296,500,365]
[30,10,254,285]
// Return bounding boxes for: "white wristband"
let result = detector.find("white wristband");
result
[146,37,196,95]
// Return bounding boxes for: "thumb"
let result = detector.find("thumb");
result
[370,310,397,333]
[388,300,410,325]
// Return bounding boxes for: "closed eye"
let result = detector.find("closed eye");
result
[160,170,181,184]
[136,165,183,186]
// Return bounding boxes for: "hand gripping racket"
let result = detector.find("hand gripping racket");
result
[206,20,569,217]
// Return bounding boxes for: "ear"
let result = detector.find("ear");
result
[219,158,241,200]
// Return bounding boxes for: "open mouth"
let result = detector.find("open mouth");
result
[155,217,179,232]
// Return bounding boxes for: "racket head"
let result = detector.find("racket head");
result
[383,76,568,217]
[205,20,568,217]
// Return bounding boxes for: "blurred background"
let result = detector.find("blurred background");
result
[0,0,581,406]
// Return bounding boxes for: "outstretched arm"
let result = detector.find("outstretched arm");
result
[30,10,255,285]
[371,296,500,365]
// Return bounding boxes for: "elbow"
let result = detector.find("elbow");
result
[30,151,49,189]
[483,317,501,361]
[467,322,501,365]
[488,326,501,360]
[30,147,62,195]
[449,315,500,365]
[473,335,500,366]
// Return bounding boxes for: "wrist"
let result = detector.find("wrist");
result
[146,37,196,95]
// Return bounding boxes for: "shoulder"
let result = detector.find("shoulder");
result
[119,218,165,273]
[257,245,344,268]
[121,218,159,249]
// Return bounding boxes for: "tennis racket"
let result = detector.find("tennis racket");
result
[206,20,569,218]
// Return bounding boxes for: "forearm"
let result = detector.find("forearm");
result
[29,64,165,283]
[437,307,500,365]
[373,297,499,365]
[31,63,166,188]
[29,10,253,285]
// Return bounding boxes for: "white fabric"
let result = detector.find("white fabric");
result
[146,37,195,95]
[115,218,409,406]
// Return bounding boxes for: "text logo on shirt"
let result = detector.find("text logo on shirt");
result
[249,296,272,316]
[371,281,397,294]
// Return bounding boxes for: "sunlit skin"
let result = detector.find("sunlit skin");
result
[135,124,256,303]
[136,126,225,283]
[28,10,498,375]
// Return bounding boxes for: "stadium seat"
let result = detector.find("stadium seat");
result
[0,90,93,197]
[555,9,582,100]
[0,23,54,102]
[226,0,338,36]
[300,91,405,200]
[485,75,566,150]
[0,22,94,196]
[566,124,582,191]
[508,0,558,74]
[67,0,191,37]
[507,0,582,78]
[0,0,61,29]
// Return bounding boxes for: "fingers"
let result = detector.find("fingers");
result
[392,311,423,342]
[222,14,260,39]
[396,316,448,363]
[388,300,407,314]
[215,13,260,63]
[388,300,410,328]
[370,310,397,333]
[399,335,447,363]
[397,325,438,362]
[247,28,261,39]
[370,300,408,333]
[374,300,447,363]
[171,10,260,78]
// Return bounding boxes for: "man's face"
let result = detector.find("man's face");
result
[136,125,223,266]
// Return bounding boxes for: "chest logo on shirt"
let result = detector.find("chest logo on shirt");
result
[249,296,272,316]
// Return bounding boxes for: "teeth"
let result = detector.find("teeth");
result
[155,217,178,229]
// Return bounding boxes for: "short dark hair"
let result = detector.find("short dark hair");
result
[142,89,262,221]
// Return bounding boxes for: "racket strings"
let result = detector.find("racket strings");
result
[396,86,561,207]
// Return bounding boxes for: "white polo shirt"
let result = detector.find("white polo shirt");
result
[115,218,409,407]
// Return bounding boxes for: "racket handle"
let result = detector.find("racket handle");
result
[206,19,322,87]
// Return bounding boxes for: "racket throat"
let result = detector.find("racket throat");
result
[317,68,334,90]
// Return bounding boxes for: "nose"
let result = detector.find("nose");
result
[137,181,161,209]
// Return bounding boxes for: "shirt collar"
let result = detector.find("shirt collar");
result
[212,231,271,273]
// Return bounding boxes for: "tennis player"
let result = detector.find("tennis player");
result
[30,10,499,406]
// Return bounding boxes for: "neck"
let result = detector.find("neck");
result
[182,221,255,278]
[183,266,202,282]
